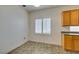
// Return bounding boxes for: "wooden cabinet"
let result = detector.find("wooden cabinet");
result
[63,11,71,26]
[71,9,79,26]
[73,36,79,51]
[64,35,73,50]
[62,9,79,26]
[64,35,79,51]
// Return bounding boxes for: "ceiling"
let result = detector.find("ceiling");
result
[23,5,62,12]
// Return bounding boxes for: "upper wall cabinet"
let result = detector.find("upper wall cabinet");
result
[62,9,79,26]
[71,9,79,26]
[63,11,71,26]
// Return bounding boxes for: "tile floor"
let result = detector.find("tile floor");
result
[9,41,78,54]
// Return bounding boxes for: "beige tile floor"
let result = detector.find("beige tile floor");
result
[9,41,78,54]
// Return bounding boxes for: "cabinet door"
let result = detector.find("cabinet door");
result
[63,11,71,26]
[73,36,79,51]
[70,9,79,26]
[64,35,73,50]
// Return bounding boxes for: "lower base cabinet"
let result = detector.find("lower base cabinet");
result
[64,35,73,50]
[64,35,79,51]
[73,36,79,51]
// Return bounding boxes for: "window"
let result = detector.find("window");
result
[43,18,51,34]
[35,19,42,33]
[35,18,51,34]
[70,26,79,31]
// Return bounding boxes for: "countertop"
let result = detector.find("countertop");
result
[61,31,79,33]
[61,31,79,35]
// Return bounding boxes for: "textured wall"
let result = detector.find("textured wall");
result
[0,6,29,53]
[29,5,79,46]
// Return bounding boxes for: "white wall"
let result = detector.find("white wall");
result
[0,6,29,53]
[29,5,79,46]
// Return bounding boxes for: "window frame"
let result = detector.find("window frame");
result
[34,18,51,35]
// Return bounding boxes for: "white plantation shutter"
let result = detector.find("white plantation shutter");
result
[35,18,51,34]
[35,19,42,33]
[43,18,51,34]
